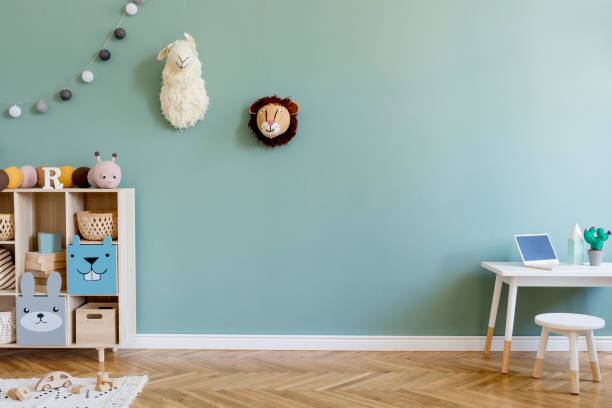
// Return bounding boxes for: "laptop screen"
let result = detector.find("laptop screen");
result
[516,235,557,261]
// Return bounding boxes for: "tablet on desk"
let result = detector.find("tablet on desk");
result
[514,234,585,271]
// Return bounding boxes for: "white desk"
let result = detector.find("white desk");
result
[481,262,612,374]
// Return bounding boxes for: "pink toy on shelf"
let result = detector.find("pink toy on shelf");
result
[87,152,122,189]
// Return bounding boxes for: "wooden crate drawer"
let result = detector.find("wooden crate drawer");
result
[76,302,117,345]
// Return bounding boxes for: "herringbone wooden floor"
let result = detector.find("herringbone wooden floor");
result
[1,348,611,407]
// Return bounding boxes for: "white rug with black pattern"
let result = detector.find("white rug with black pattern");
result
[0,376,147,407]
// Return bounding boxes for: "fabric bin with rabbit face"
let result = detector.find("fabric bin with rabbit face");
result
[17,271,66,346]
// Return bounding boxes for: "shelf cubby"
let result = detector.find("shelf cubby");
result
[0,294,15,308]
[0,192,14,213]
[66,191,118,245]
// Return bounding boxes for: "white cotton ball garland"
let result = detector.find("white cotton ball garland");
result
[3,1,145,122]
[125,3,138,15]
[82,70,95,83]
[8,105,21,118]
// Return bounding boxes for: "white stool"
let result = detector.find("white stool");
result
[532,313,605,395]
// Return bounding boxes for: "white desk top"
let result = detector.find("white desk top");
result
[482,262,612,277]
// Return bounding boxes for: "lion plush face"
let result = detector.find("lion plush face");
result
[248,96,300,147]
[255,103,294,138]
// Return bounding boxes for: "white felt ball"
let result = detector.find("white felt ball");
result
[125,2,138,15]
[81,70,94,83]
[8,105,21,118]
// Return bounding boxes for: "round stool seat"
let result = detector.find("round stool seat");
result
[535,313,605,332]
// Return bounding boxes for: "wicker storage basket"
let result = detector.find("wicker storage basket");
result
[0,214,15,241]
[0,310,16,344]
[0,248,15,290]
[76,211,118,241]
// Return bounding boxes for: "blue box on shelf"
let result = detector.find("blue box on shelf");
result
[67,235,117,295]
[38,232,61,254]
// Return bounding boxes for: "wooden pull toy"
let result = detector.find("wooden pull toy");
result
[35,371,73,391]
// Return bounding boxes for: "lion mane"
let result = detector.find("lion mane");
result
[248,95,298,147]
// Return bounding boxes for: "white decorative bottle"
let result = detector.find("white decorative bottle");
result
[568,224,584,265]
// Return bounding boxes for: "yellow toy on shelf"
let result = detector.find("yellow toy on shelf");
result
[4,167,23,189]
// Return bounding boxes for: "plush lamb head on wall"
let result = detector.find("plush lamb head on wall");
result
[248,95,300,147]
[157,33,209,130]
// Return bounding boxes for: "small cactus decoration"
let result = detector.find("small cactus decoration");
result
[584,226,611,251]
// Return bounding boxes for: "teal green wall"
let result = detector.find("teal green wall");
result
[2,1,612,336]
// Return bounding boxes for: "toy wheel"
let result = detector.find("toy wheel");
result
[43,384,50,391]
[63,380,72,388]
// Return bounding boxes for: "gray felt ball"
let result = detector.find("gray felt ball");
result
[99,49,111,61]
[60,89,72,101]
[114,27,126,39]
[35,100,48,113]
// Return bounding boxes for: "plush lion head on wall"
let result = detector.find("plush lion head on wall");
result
[248,95,300,147]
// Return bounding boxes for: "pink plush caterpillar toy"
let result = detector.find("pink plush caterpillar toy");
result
[87,152,122,189]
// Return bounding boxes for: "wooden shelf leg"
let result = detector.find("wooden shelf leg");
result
[484,275,503,356]
[97,348,105,363]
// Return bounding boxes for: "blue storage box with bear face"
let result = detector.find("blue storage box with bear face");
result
[67,236,117,295]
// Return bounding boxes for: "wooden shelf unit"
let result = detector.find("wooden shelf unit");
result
[0,188,135,362]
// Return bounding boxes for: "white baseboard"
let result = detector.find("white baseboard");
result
[124,334,612,352]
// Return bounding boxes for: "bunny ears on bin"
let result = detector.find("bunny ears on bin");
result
[20,271,62,298]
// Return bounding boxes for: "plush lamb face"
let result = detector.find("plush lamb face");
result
[157,32,209,130]
[157,33,199,75]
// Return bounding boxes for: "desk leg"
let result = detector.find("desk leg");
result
[484,275,503,356]
[501,278,517,374]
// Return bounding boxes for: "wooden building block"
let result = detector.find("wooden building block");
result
[8,387,31,401]
[97,372,109,385]
[95,383,111,392]
[38,232,62,254]
[110,379,119,388]
[25,251,66,274]
[33,268,66,292]
[71,385,83,394]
